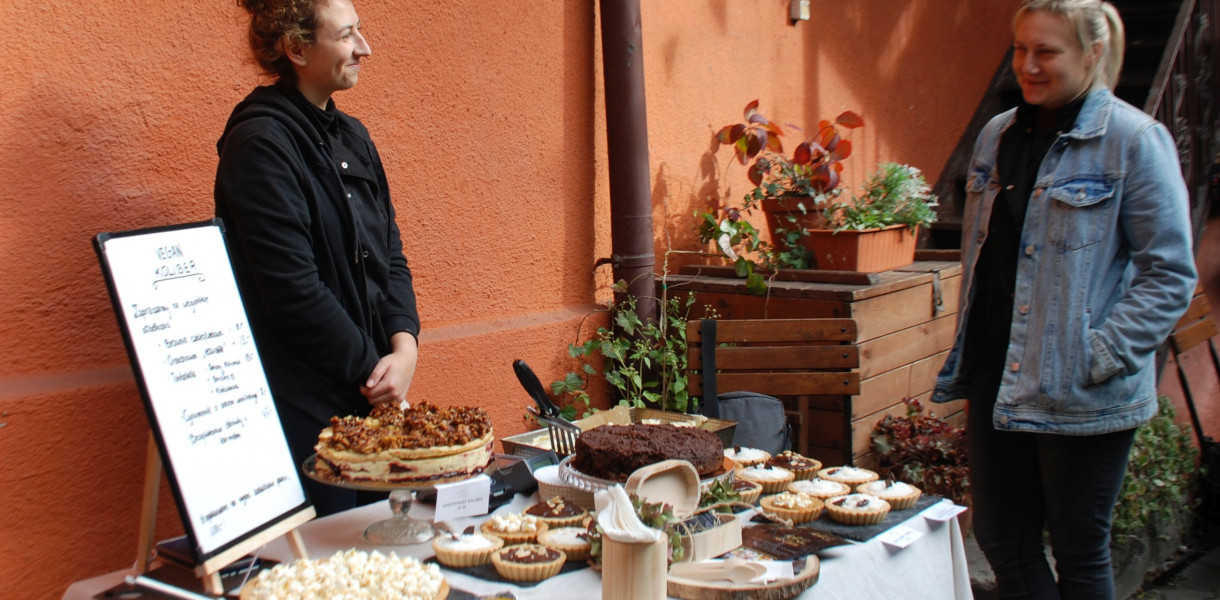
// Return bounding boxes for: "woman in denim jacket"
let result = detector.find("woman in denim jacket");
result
[932,1,1197,597]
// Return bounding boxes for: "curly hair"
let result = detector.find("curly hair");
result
[237,0,327,82]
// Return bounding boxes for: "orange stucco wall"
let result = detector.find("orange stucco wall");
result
[0,1,1021,598]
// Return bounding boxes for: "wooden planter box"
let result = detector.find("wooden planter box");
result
[671,255,966,468]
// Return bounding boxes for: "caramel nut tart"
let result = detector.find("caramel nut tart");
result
[734,464,795,494]
[731,479,764,505]
[767,450,822,480]
[490,544,566,582]
[524,496,588,528]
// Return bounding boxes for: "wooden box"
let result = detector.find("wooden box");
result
[672,258,968,468]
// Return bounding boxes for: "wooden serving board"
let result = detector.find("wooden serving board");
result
[666,556,819,600]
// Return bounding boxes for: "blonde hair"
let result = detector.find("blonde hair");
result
[1014,0,1126,90]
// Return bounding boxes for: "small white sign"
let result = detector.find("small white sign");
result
[922,499,969,523]
[432,475,492,522]
[877,525,922,549]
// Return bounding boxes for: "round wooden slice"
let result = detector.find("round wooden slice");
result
[666,556,819,600]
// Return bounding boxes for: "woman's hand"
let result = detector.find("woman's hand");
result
[361,332,419,405]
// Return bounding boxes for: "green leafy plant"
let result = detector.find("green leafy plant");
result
[823,162,938,232]
[1111,396,1200,541]
[695,100,864,294]
[551,286,712,415]
[871,397,969,506]
[586,497,685,564]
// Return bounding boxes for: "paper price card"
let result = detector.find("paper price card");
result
[433,474,492,522]
[877,525,922,549]
[922,499,969,523]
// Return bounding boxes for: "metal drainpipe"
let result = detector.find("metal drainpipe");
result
[599,0,656,325]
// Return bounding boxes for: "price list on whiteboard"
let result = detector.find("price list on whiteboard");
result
[95,220,307,559]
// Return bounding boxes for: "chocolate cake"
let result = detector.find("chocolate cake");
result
[571,423,724,481]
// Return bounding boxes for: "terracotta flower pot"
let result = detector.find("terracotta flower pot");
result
[804,224,918,273]
[761,196,919,273]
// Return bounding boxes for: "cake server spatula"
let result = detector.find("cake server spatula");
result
[513,359,581,456]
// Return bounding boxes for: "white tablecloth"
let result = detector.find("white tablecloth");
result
[64,495,971,600]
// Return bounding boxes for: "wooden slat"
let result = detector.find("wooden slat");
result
[690,371,860,396]
[680,264,882,285]
[697,319,859,343]
[1171,316,1218,353]
[1175,293,1213,329]
[857,316,957,378]
[690,345,859,371]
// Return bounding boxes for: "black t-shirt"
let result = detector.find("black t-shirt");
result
[961,97,1086,389]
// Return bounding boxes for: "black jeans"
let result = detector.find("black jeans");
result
[276,401,387,517]
[969,379,1135,600]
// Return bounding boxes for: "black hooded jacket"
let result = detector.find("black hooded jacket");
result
[215,84,419,424]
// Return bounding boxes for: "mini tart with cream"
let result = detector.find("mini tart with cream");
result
[431,532,504,568]
[856,480,922,510]
[732,479,764,505]
[734,464,795,494]
[723,446,771,468]
[759,491,825,524]
[538,527,592,562]
[490,544,566,582]
[767,451,822,480]
[524,496,588,528]
[825,493,891,526]
[817,466,880,488]
[480,513,548,544]
[787,478,852,500]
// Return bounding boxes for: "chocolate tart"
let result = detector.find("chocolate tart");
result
[490,544,566,582]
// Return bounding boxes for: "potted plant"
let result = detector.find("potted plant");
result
[697,101,938,281]
[870,398,969,510]
[808,162,939,272]
[696,101,862,292]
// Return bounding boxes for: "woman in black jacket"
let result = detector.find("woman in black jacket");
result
[216,0,420,516]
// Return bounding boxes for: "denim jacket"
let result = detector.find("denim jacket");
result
[933,88,1197,435]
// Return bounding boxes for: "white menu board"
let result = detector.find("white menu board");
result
[95,220,308,560]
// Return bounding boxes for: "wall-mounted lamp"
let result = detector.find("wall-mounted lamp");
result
[790,0,810,23]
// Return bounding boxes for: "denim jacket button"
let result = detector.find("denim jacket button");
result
[1010,361,1021,372]
[1024,245,1035,256]
[1019,304,1030,315]
[1034,189,1042,197]
[999,415,1010,425]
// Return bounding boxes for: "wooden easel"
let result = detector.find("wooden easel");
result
[135,434,314,595]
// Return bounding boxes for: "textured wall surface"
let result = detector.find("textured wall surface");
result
[0,1,1022,598]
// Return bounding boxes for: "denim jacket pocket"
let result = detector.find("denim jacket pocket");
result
[1047,178,1115,250]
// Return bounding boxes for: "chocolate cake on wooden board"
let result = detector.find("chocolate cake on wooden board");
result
[571,423,723,481]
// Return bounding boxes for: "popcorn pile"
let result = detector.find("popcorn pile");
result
[241,549,443,600]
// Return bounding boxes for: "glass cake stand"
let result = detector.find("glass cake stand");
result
[303,454,497,546]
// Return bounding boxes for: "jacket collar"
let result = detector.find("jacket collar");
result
[1061,87,1113,141]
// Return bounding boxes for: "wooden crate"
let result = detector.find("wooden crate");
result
[674,259,966,467]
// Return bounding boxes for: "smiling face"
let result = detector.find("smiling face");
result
[289,0,370,109]
[1012,10,1100,109]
